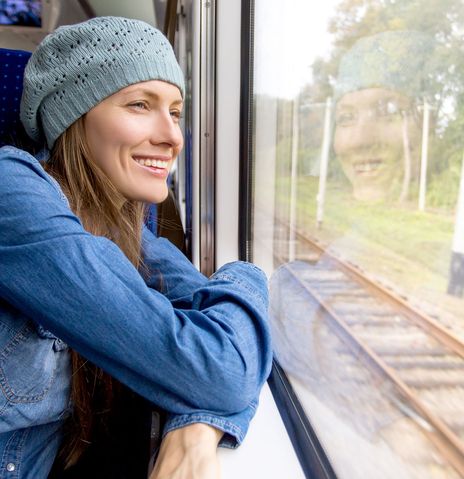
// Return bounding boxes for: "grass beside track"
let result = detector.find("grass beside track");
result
[276,176,455,282]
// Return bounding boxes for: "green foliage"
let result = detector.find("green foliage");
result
[427,155,462,209]
[303,0,464,210]
[275,175,454,278]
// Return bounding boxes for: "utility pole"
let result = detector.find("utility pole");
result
[317,96,332,228]
[289,95,299,261]
[419,99,431,211]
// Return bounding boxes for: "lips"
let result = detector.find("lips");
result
[132,155,171,178]
[353,159,382,176]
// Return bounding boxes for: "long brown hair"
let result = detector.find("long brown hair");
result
[45,116,146,467]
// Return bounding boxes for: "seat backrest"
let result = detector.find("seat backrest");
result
[0,48,43,152]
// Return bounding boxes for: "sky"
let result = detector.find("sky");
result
[254,0,341,98]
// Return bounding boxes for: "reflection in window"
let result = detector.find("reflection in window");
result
[251,0,464,477]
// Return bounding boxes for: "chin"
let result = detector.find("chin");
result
[352,186,387,201]
[124,187,168,204]
[146,189,169,204]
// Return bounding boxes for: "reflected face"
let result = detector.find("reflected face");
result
[334,88,420,201]
[84,80,184,204]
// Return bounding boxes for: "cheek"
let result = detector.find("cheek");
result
[176,143,183,158]
[333,130,345,155]
[174,128,184,154]
[85,116,141,168]
[89,119,139,146]
[334,139,354,175]
[114,118,148,142]
[85,115,117,161]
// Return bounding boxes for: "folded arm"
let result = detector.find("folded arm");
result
[0,147,272,443]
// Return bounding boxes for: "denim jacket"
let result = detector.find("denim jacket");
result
[0,146,272,478]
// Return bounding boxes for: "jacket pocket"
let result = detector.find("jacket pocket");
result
[0,323,63,403]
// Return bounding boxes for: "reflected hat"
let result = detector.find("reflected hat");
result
[20,16,185,149]
[334,30,436,100]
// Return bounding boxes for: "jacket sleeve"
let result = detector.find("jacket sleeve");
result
[141,227,269,446]
[141,226,209,303]
[0,148,272,428]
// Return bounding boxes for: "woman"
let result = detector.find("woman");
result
[333,30,435,202]
[0,16,272,478]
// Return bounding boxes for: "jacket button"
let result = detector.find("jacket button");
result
[6,463,15,472]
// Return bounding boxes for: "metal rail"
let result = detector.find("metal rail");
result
[284,264,464,477]
[273,215,464,476]
[277,218,464,359]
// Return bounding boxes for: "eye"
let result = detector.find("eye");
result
[336,109,357,126]
[129,101,149,110]
[170,109,183,122]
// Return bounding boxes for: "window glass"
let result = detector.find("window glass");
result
[251,1,464,477]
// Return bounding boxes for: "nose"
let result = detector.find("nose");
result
[335,115,380,154]
[150,111,183,150]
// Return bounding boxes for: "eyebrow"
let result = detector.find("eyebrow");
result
[122,87,183,105]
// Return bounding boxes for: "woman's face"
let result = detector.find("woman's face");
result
[333,88,420,201]
[84,80,183,204]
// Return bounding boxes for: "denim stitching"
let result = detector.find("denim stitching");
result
[211,272,267,308]
[164,415,244,444]
[1,146,69,205]
[0,324,58,403]
[0,428,29,479]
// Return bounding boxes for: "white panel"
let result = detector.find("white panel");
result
[214,3,304,476]
[219,384,305,479]
[190,0,201,269]
[252,95,278,277]
[214,0,240,266]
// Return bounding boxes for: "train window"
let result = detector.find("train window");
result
[246,0,464,477]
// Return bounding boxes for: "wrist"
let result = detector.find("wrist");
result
[165,423,223,449]
[150,424,222,479]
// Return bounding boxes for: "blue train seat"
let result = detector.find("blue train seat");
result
[0,48,34,149]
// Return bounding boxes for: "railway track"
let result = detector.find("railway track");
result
[273,223,464,477]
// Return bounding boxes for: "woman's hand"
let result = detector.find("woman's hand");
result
[149,423,223,479]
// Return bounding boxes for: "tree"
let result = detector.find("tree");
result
[304,0,464,209]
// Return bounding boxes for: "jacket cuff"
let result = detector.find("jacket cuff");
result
[163,400,258,449]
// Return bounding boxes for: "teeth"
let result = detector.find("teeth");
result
[354,159,381,173]
[134,158,168,168]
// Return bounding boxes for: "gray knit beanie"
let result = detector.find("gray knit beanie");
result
[20,16,185,149]
[334,30,435,100]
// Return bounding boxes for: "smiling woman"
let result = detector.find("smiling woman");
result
[84,80,184,204]
[333,87,421,201]
[0,15,272,479]
[333,30,435,202]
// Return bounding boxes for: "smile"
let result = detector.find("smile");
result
[132,156,171,179]
[133,158,169,168]
[353,159,382,176]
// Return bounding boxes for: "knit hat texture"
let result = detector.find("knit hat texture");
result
[20,16,185,149]
[334,30,436,100]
